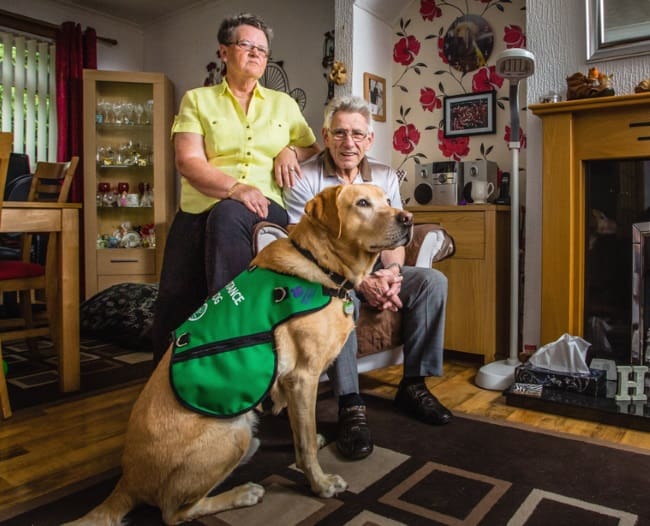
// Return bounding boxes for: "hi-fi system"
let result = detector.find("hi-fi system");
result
[400,160,499,206]
[401,161,460,206]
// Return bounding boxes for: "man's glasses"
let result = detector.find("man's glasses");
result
[328,129,369,143]
[228,40,270,58]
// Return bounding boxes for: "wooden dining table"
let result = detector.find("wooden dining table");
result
[0,201,81,392]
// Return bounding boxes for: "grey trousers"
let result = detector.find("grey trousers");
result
[327,266,448,397]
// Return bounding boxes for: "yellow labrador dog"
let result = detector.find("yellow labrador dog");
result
[65,184,413,525]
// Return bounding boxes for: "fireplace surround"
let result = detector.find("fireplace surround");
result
[505,93,650,429]
[530,92,650,346]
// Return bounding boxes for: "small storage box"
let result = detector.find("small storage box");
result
[514,363,607,397]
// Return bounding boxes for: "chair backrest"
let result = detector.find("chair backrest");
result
[19,156,79,265]
[28,157,79,203]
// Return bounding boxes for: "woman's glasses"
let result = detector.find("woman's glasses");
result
[229,40,270,58]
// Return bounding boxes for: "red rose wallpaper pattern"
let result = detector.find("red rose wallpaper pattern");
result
[391,0,527,174]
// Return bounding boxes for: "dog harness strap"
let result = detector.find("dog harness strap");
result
[290,239,354,292]
[169,266,332,418]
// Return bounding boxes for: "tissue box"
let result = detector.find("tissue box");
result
[514,363,607,397]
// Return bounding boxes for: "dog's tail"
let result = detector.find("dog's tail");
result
[62,477,135,526]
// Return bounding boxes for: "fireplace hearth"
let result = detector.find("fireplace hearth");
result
[507,93,650,429]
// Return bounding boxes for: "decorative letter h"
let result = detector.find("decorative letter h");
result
[615,366,648,401]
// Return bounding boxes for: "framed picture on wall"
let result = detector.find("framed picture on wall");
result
[443,91,496,137]
[363,72,386,122]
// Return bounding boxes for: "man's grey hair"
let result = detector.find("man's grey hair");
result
[217,13,273,46]
[323,95,374,133]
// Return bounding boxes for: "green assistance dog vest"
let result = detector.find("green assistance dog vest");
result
[170,266,333,418]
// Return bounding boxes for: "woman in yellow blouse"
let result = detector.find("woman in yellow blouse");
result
[152,13,320,362]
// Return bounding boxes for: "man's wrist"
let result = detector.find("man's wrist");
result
[384,262,402,275]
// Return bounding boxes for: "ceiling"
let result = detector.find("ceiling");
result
[61,0,409,26]
[60,0,203,25]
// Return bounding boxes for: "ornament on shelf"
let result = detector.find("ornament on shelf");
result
[140,183,154,207]
[634,78,650,93]
[566,67,614,100]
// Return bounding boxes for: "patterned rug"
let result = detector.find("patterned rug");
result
[4,393,649,525]
[3,337,153,411]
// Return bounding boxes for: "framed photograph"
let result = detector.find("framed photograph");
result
[363,73,386,122]
[443,91,496,137]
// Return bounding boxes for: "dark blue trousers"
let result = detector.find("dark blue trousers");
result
[151,199,288,363]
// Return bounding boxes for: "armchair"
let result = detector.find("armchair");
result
[253,222,455,373]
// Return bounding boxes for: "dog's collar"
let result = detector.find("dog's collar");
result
[290,239,355,295]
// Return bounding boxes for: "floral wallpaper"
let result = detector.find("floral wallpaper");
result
[390,0,527,184]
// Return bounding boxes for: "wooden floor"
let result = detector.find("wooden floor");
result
[1,354,650,520]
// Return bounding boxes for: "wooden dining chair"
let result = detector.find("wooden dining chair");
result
[0,132,14,418]
[28,157,78,204]
[0,157,79,392]
[25,157,79,267]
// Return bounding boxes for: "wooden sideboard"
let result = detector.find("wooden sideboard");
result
[407,205,511,363]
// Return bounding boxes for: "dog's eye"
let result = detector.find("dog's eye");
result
[387,198,392,206]
[356,199,370,207]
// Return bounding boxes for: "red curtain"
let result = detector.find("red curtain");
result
[56,23,97,203]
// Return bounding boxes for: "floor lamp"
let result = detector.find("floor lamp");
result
[475,48,535,390]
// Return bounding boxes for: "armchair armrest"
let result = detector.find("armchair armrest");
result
[252,221,288,254]
[405,224,455,268]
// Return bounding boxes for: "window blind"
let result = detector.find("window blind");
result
[0,30,56,162]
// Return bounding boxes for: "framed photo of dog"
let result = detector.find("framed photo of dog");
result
[363,72,386,122]
[443,91,496,137]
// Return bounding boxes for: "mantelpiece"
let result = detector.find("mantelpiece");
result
[529,92,650,345]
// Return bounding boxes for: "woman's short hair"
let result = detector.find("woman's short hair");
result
[323,95,374,133]
[217,13,273,46]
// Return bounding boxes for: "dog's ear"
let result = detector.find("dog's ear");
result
[305,186,343,237]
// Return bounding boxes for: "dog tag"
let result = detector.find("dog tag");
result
[343,300,354,315]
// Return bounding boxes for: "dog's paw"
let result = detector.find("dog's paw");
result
[316,433,327,449]
[233,482,265,507]
[315,474,348,498]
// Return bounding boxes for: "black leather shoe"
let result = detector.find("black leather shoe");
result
[395,382,452,425]
[336,405,374,460]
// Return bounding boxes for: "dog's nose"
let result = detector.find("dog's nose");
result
[397,210,413,226]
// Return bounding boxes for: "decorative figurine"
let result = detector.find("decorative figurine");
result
[635,78,650,93]
[140,184,154,207]
[566,67,614,100]
[328,61,347,86]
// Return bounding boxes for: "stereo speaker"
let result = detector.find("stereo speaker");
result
[461,160,498,203]
[400,161,460,206]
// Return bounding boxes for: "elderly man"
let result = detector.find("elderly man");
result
[283,95,452,461]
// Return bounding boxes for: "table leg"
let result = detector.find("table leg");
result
[58,208,80,392]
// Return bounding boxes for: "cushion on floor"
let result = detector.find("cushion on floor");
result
[80,282,158,350]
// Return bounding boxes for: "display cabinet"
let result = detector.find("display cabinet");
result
[83,70,175,299]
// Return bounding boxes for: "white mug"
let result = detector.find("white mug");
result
[471,180,494,203]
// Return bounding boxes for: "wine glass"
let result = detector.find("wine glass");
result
[134,103,144,124]
[122,102,135,125]
[144,99,154,124]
